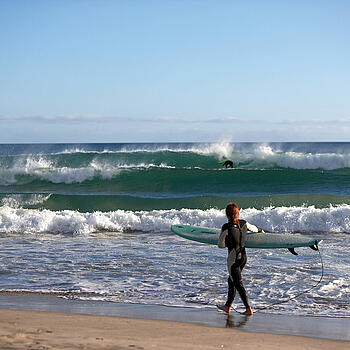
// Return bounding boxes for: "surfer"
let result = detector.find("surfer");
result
[217,202,263,316]
[223,160,233,168]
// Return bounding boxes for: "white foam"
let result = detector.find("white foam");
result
[56,142,235,159]
[1,155,96,185]
[90,159,175,179]
[0,205,349,235]
[58,145,188,155]
[1,194,52,208]
[319,278,350,294]
[0,155,177,185]
[0,156,54,185]
[241,205,350,233]
[239,144,350,170]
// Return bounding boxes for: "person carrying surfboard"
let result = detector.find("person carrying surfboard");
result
[217,202,263,316]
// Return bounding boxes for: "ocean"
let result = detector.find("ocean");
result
[0,142,349,317]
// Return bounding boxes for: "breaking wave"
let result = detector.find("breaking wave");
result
[0,205,349,235]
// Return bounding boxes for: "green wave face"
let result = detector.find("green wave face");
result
[1,167,349,196]
[1,193,350,212]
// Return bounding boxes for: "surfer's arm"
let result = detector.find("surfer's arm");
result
[218,226,227,248]
[246,222,265,233]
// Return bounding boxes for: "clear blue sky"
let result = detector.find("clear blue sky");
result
[1,0,349,142]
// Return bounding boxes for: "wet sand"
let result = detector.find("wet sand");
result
[0,292,349,349]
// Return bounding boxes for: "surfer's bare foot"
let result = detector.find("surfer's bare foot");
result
[216,305,230,314]
[244,307,253,316]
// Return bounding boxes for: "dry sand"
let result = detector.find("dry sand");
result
[0,308,349,350]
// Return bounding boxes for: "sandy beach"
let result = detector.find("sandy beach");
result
[0,293,349,350]
[0,308,349,350]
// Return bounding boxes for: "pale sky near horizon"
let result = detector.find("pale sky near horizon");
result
[1,0,349,143]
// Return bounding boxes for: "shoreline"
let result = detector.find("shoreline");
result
[0,292,349,343]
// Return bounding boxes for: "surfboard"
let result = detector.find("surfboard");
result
[171,225,322,255]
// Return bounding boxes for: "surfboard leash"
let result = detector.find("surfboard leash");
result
[231,242,325,315]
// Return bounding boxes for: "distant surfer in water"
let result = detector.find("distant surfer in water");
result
[217,202,264,316]
[223,160,233,168]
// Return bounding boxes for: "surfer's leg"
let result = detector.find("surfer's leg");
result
[225,276,236,307]
[231,265,250,311]
[234,273,253,315]
[240,254,247,270]
[217,276,235,314]
[237,256,253,315]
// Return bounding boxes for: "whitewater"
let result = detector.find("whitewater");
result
[0,205,349,235]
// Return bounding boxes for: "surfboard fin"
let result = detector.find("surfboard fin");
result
[309,244,319,251]
[288,248,298,255]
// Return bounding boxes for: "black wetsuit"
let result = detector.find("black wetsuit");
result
[220,220,250,309]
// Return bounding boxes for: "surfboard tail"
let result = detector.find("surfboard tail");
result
[288,240,321,255]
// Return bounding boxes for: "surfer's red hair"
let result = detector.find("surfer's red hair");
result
[226,202,239,225]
